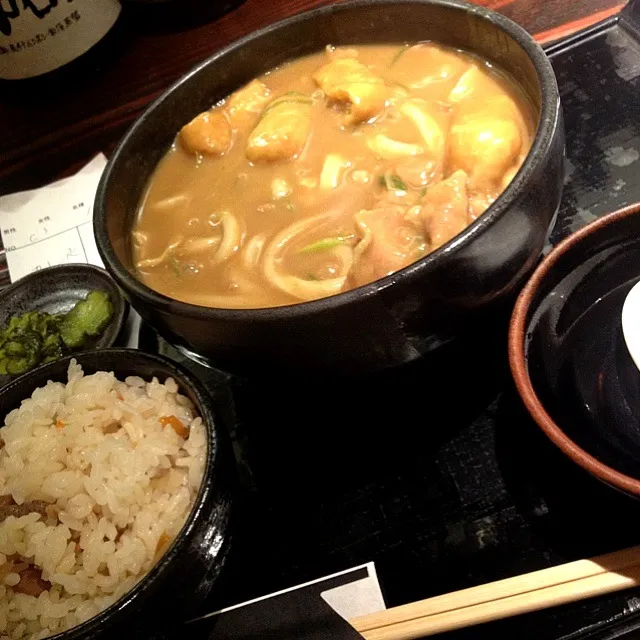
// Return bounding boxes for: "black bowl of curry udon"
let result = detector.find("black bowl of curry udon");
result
[95,0,564,376]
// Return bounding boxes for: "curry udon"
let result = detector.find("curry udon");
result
[133,43,537,309]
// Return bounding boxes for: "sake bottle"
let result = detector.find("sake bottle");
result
[0,0,122,88]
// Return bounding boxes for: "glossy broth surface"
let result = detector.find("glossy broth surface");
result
[134,43,537,308]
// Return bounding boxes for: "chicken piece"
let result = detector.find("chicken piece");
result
[421,170,470,249]
[348,206,425,287]
[180,110,232,156]
[313,58,388,125]
[227,79,272,129]
[14,567,51,597]
[449,111,522,189]
[395,156,439,189]
[246,94,312,162]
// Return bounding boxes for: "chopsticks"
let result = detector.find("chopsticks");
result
[350,546,640,640]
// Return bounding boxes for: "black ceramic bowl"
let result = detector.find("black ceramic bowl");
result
[509,205,640,498]
[0,349,233,639]
[95,0,564,375]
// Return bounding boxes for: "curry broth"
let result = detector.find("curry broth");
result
[134,43,537,309]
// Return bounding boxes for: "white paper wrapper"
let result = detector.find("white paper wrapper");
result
[0,155,107,283]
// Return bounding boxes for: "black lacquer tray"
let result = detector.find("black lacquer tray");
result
[136,4,640,638]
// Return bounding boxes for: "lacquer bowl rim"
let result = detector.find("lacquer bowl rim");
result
[508,203,640,497]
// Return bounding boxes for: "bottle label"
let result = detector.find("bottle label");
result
[0,0,121,80]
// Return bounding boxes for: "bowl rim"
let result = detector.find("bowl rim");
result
[0,347,226,638]
[508,203,640,497]
[95,0,561,319]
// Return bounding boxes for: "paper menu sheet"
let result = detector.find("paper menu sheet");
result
[0,155,107,283]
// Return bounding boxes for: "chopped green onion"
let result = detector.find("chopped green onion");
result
[298,236,353,254]
[283,90,310,98]
[263,92,313,115]
[378,174,408,192]
[169,256,184,278]
[419,186,427,197]
[390,46,409,65]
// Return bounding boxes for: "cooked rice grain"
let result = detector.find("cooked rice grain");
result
[0,361,206,639]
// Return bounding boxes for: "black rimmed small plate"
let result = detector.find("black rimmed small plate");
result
[509,204,640,498]
[0,263,128,388]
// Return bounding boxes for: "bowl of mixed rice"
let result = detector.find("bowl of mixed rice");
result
[0,349,232,640]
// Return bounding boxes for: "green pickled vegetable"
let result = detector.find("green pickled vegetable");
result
[0,290,114,378]
[60,291,114,349]
[0,311,64,376]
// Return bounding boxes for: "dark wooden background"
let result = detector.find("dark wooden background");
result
[5,3,640,639]
[0,0,624,197]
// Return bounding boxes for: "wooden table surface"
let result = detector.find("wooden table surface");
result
[0,0,625,197]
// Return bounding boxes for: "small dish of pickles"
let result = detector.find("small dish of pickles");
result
[0,264,127,383]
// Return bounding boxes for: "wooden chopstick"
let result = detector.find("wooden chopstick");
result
[350,546,640,640]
